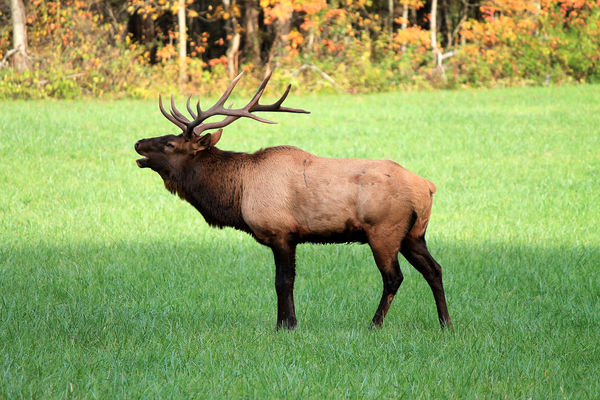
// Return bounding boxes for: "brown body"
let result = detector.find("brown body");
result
[240,146,435,245]
[135,73,451,329]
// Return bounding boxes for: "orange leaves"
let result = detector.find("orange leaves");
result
[321,39,344,54]
[324,8,346,21]
[127,0,191,20]
[261,0,327,25]
[261,0,294,25]
[479,0,599,22]
[481,0,541,18]
[156,43,176,61]
[208,55,228,67]
[455,0,600,85]
[465,1,541,48]
[393,26,430,47]
[299,0,328,14]
[399,0,424,8]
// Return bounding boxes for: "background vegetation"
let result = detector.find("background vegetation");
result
[1,0,600,98]
[1,1,599,397]
[1,85,599,397]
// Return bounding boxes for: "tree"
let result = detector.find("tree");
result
[388,0,394,43]
[223,0,240,78]
[178,0,187,87]
[243,0,261,66]
[9,0,30,72]
[430,0,439,65]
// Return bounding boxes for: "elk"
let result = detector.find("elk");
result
[135,72,451,330]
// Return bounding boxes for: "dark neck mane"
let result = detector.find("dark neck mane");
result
[165,147,251,233]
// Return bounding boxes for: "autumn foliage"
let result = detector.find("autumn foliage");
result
[455,0,600,85]
[0,0,599,98]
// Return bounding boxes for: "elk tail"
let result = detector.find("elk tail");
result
[426,179,437,195]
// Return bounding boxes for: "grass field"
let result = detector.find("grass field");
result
[1,84,599,398]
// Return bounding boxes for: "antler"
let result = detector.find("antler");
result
[158,71,310,140]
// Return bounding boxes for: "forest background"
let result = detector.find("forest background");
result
[1,0,600,99]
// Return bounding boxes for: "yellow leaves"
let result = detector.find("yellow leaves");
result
[288,30,304,48]
[285,30,305,56]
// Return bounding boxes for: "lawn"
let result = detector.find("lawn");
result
[1,84,599,398]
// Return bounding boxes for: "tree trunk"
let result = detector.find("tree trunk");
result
[430,0,440,66]
[442,0,451,47]
[401,1,408,30]
[10,0,30,72]
[401,1,408,52]
[388,0,394,43]
[178,0,186,87]
[226,27,241,79]
[243,0,261,66]
[267,16,291,71]
[224,0,240,79]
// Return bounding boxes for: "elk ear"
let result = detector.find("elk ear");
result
[209,129,223,146]
[191,129,223,153]
[195,133,212,148]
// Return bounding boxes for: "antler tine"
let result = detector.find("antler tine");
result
[243,71,273,109]
[169,95,190,123]
[186,96,197,119]
[192,115,238,136]
[272,84,291,107]
[252,84,310,114]
[224,71,278,123]
[246,90,278,124]
[159,95,187,131]
[245,74,271,110]
[211,71,245,110]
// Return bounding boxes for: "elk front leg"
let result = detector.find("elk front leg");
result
[368,238,404,328]
[271,241,297,330]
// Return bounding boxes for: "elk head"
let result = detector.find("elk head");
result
[135,71,309,180]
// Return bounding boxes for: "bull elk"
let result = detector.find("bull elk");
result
[135,72,451,329]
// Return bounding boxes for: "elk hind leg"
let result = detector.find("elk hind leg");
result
[368,236,404,328]
[401,235,451,328]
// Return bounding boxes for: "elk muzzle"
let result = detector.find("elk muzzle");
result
[135,140,150,168]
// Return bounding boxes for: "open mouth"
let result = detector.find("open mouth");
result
[136,157,149,168]
[135,142,150,168]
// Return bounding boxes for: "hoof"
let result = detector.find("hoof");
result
[369,321,383,330]
[276,319,297,331]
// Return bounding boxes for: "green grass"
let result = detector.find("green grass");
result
[1,84,599,398]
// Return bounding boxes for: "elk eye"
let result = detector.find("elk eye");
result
[165,143,175,149]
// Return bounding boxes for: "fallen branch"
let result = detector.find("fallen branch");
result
[437,50,457,69]
[291,64,339,88]
[38,72,88,86]
[0,49,19,69]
